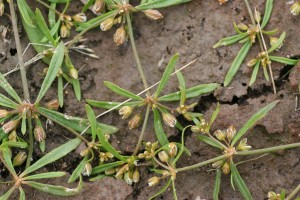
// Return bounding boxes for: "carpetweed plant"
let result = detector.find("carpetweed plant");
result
[214,0,299,91]
[1,0,300,199]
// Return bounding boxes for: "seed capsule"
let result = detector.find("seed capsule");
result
[214,130,226,141]
[114,26,126,45]
[222,162,230,175]
[42,49,54,58]
[247,58,258,67]
[226,125,236,142]
[60,24,69,38]
[133,169,140,183]
[269,36,282,51]
[143,9,163,20]
[162,112,176,128]
[128,114,142,129]
[254,11,261,23]
[34,126,46,142]
[105,168,116,175]
[0,109,9,118]
[191,126,201,133]
[2,120,19,134]
[237,23,248,31]
[82,162,92,176]
[124,171,133,185]
[158,151,169,163]
[119,106,133,119]
[46,99,60,110]
[148,176,160,187]
[100,17,114,31]
[72,13,87,23]
[168,143,178,158]
[212,160,224,169]
[290,2,300,15]
[236,138,251,151]
[93,0,105,14]
[0,2,4,16]
[13,151,27,167]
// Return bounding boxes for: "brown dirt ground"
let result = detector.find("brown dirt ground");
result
[0,0,300,199]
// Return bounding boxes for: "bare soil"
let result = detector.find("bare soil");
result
[0,0,299,199]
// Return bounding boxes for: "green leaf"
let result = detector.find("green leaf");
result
[82,0,95,12]
[267,31,285,53]
[35,42,65,103]
[233,22,243,34]
[86,99,142,109]
[0,73,22,104]
[2,141,28,148]
[68,157,87,183]
[213,169,221,200]
[231,100,279,146]
[91,161,125,175]
[230,161,253,200]
[21,138,81,176]
[262,29,278,35]
[196,135,223,149]
[224,40,251,87]
[19,187,25,200]
[58,76,64,107]
[158,83,219,102]
[17,0,35,27]
[72,78,81,101]
[35,8,56,45]
[48,3,57,28]
[104,81,143,101]
[136,0,191,10]
[23,172,66,180]
[37,107,118,135]
[25,178,82,196]
[0,94,19,109]
[149,179,172,200]
[176,71,186,105]
[209,103,220,129]
[85,104,97,141]
[153,108,169,146]
[213,33,248,48]
[249,60,260,86]
[97,128,126,162]
[261,0,273,29]
[21,116,26,135]
[155,54,179,98]
[0,186,17,200]
[263,65,269,81]
[2,147,17,176]
[269,56,299,66]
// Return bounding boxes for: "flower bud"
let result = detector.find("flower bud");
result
[115,164,129,178]
[60,24,70,38]
[191,126,201,133]
[158,151,169,163]
[162,112,177,128]
[143,9,163,20]
[46,99,60,110]
[128,114,142,129]
[254,11,261,23]
[34,126,46,142]
[236,138,252,151]
[65,21,73,30]
[80,148,90,157]
[267,191,280,200]
[72,13,87,23]
[148,176,160,187]
[222,162,230,174]
[124,171,133,185]
[61,14,72,22]
[226,125,236,142]
[82,162,92,176]
[114,26,126,45]
[247,58,258,67]
[8,130,17,142]
[0,2,4,17]
[168,143,178,158]
[42,49,54,58]
[237,23,248,31]
[2,120,19,134]
[133,169,140,183]
[0,109,9,118]
[13,151,27,167]
[212,160,224,169]
[93,0,105,14]
[119,106,133,119]
[213,130,226,141]
[100,17,114,31]
[290,2,300,15]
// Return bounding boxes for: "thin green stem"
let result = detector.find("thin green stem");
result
[9,0,30,102]
[236,142,300,156]
[286,184,300,200]
[126,13,150,95]
[172,180,178,200]
[133,104,150,156]
[25,117,33,169]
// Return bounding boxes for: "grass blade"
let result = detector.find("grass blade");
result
[0,186,17,200]
[261,0,274,29]
[136,0,191,10]
[197,135,223,149]
[213,169,221,200]
[86,99,142,109]
[0,94,19,109]
[155,54,179,98]
[213,33,248,48]
[85,104,97,141]
[231,100,279,146]
[269,56,299,65]
[91,161,125,175]
[58,76,64,107]
[23,172,66,180]
[230,161,253,200]
[153,108,169,146]
[35,8,56,45]
[68,157,87,183]
[72,78,81,101]
[19,187,25,200]
[158,83,219,102]
[224,40,251,87]
[2,147,17,176]
[267,31,285,53]
[17,0,35,27]
[35,42,65,103]
[21,138,81,176]
[0,73,22,104]
[249,60,260,86]
[209,103,220,129]
[104,81,143,101]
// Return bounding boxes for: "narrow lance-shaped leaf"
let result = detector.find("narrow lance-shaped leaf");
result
[2,147,17,176]
[136,0,191,10]
[0,94,19,109]
[231,100,279,146]
[58,75,64,107]
[197,135,223,149]
[261,0,274,29]
[91,161,125,175]
[209,103,220,129]
[17,0,35,27]
[176,70,186,105]
[82,0,95,12]
[153,108,169,146]
[213,33,248,48]
[104,81,143,101]
[72,78,81,101]
[0,185,17,200]
[19,187,25,200]
[155,54,179,98]
[25,177,82,196]
[21,138,81,177]
[249,60,260,86]
[85,104,97,142]
[86,99,142,109]
[213,169,221,200]
[0,72,22,104]
[158,83,219,102]
[2,141,28,148]
[23,172,66,180]
[68,157,87,183]
[35,8,56,45]
[269,56,299,66]
[267,31,286,53]
[230,161,253,200]
[35,42,65,103]
[224,40,251,87]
